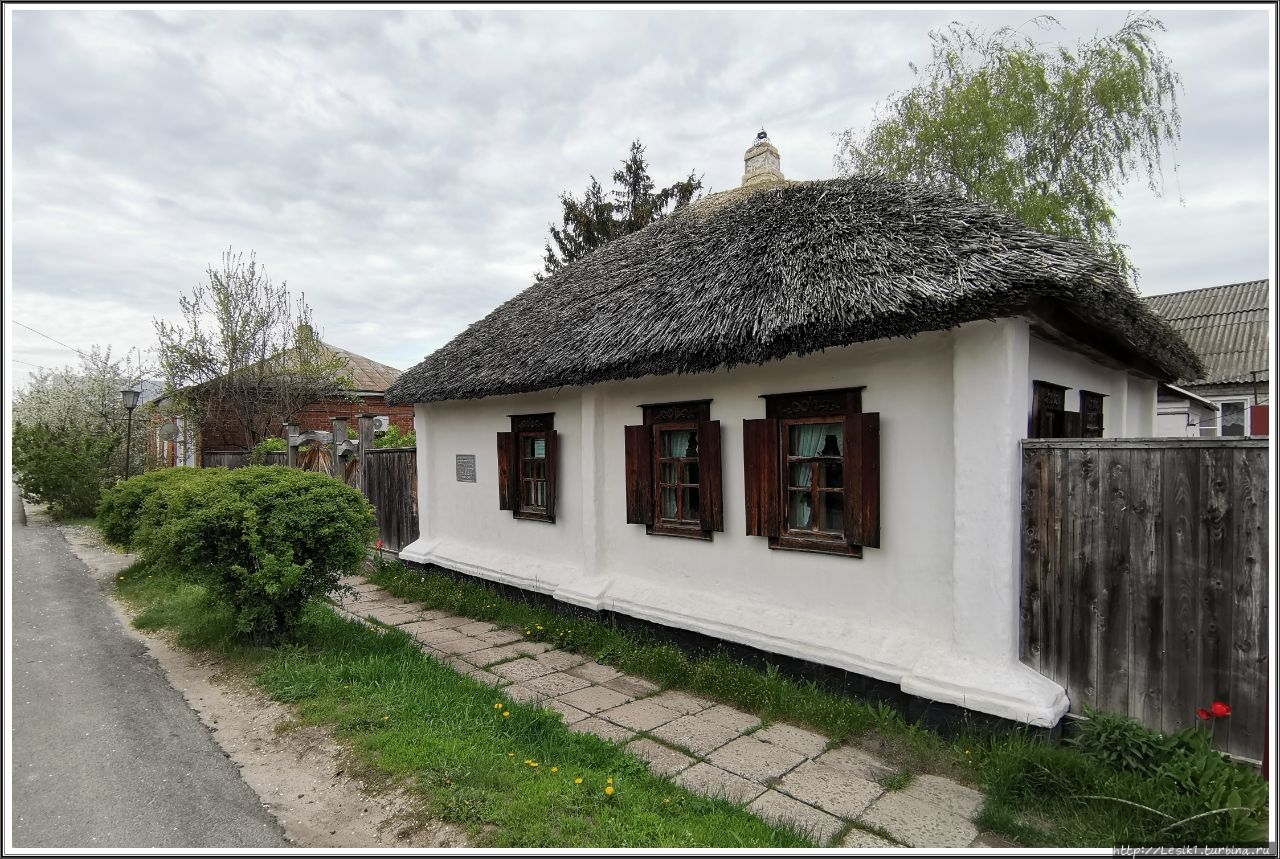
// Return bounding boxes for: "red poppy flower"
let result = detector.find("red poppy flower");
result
[1211,701,1231,718]
[1196,708,1212,721]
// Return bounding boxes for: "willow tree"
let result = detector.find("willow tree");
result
[835,13,1181,283]
[153,249,352,450]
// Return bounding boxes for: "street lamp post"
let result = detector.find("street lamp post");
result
[121,388,140,480]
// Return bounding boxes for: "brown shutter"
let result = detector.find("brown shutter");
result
[742,418,780,538]
[544,430,558,522]
[1062,411,1082,438]
[698,420,723,532]
[497,431,517,510]
[624,424,653,525]
[844,412,880,548]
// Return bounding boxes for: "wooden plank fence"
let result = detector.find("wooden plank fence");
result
[1020,438,1268,761]
[362,447,419,553]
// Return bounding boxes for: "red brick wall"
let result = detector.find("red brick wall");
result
[294,396,414,434]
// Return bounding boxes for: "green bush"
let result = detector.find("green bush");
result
[248,436,287,464]
[97,467,212,546]
[123,466,375,641]
[13,421,118,517]
[374,424,415,448]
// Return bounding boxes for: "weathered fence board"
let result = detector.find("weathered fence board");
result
[1021,438,1268,762]
[201,451,249,469]
[363,447,419,553]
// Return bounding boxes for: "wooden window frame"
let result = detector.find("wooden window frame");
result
[625,400,723,540]
[745,387,879,558]
[497,413,556,523]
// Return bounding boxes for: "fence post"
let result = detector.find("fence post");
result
[285,423,299,468]
[356,414,375,494]
[330,418,348,479]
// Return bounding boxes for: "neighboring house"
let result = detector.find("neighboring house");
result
[153,341,414,466]
[386,133,1200,729]
[1145,280,1270,437]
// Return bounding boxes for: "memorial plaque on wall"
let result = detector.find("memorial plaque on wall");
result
[455,454,477,482]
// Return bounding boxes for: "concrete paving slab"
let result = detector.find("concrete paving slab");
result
[753,723,830,758]
[464,668,505,687]
[400,619,453,638]
[566,662,623,684]
[416,609,461,621]
[414,626,477,646]
[603,674,660,698]
[775,760,883,819]
[567,718,635,744]
[434,635,491,655]
[511,641,553,656]
[813,744,894,782]
[462,644,527,667]
[898,774,984,819]
[533,649,589,671]
[502,685,545,704]
[474,628,524,647]
[858,791,977,849]
[840,827,898,849]
[490,658,557,684]
[598,699,682,732]
[543,698,591,725]
[524,671,593,698]
[645,690,716,714]
[456,620,497,636]
[674,763,766,805]
[624,738,696,777]
[556,685,633,715]
[706,735,808,783]
[429,615,479,630]
[748,790,844,846]
[700,704,760,732]
[648,714,742,757]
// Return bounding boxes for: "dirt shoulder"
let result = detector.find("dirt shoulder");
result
[50,512,468,850]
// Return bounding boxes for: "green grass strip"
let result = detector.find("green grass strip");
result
[116,561,814,848]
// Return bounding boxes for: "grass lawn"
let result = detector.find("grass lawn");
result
[114,561,815,848]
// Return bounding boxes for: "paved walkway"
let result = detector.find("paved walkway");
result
[333,575,1008,849]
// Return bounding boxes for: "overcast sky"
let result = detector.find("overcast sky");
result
[5,5,1274,393]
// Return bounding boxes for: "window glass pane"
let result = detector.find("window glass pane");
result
[823,462,843,489]
[659,462,677,485]
[821,492,844,532]
[660,487,677,518]
[788,463,814,489]
[1222,401,1247,436]
[684,462,699,486]
[660,429,695,458]
[787,490,812,529]
[789,422,841,456]
[532,436,546,458]
[682,487,700,521]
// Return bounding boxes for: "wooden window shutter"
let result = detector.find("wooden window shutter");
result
[697,420,723,532]
[544,431,559,521]
[1062,411,1082,438]
[623,424,653,525]
[844,412,880,548]
[742,418,780,538]
[496,431,517,510]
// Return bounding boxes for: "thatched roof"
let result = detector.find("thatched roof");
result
[388,175,1201,405]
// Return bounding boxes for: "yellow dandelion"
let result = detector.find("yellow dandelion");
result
[574,777,583,785]
[382,715,390,720]
[550,767,558,773]
[604,785,615,796]
[530,762,539,768]
[662,798,670,804]
[536,625,543,630]
[508,753,515,757]
[606,777,613,785]
[502,711,510,717]
[494,702,502,709]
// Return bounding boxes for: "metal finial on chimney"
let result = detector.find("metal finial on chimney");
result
[742,130,783,187]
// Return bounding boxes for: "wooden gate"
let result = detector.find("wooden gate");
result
[1020,438,1268,761]
[362,447,418,552]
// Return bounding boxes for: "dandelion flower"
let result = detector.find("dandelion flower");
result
[508,753,515,757]
[574,777,583,785]
[536,625,543,630]
[604,785,615,796]
[550,767,558,773]
[382,715,390,720]
[494,702,502,709]
[606,777,613,785]
[502,711,510,717]
[662,798,670,804]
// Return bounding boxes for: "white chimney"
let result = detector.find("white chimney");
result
[741,129,784,187]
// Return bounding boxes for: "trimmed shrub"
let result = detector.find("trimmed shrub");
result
[13,421,118,517]
[97,467,215,546]
[122,466,375,641]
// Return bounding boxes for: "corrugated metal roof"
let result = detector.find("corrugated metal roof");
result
[323,343,402,392]
[1144,280,1270,385]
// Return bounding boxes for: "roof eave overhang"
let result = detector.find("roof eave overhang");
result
[1022,298,1177,383]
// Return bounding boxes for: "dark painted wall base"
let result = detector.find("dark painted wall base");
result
[403,560,1063,743]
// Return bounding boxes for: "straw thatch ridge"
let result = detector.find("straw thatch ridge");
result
[388,175,1201,405]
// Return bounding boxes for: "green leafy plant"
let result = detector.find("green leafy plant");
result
[248,436,288,464]
[13,421,120,517]
[123,466,375,641]
[373,424,415,448]
[97,466,213,546]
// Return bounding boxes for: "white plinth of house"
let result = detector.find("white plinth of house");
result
[389,134,1199,729]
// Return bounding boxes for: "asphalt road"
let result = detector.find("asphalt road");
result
[9,486,289,849]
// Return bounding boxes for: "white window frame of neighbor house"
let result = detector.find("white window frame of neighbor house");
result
[1200,398,1251,437]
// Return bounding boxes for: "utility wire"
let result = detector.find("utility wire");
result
[12,320,110,367]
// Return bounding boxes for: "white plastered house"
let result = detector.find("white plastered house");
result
[387,135,1200,728]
